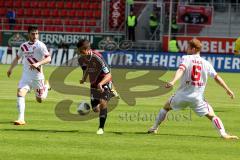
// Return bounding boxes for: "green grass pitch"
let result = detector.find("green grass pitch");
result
[0,64,239,160]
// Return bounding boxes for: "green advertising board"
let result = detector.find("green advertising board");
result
[1,31,125,49]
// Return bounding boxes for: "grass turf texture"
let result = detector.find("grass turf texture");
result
[0,64,239,160]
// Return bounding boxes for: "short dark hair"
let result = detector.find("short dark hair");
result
[77,39,90,49]
[28,26,38,33]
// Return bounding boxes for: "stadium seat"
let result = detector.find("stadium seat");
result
[0,1,4,7]
[65,2,73,9]
[95,27,101,32]
[79,21,85,26]
[54,19,62,25]
[76,11,84,17]
[86,11,94,18]
[67,10,76,17]
[38,26,44,31]
[72,27,83,32]
[13,0,21,8]
[59,9,67,17]
[45,26,55,31]
[38,1,47,8]
[51,9,59,17]
[31,1,38,8]
[86,21,97,26]
[22,1,31,8]
[55,26,64,31]
[64,20,70,26]
[14,25,22,30]
[48,1,55,8]
[24,19,35,25]
[41,9,50,17]
[82,3,89,9]
[24,9,33,17]
[65,27,73,32]
[75,2,81,9]
[45,19,53,25]
[95,11,101,18]
[35,19,43,25]
[70,20,79,25]
[33,9,41,17]
[4,1,13,8]
[4,25,10,30]
[56,1,64,8]
[0,8,6,16]
[85,27,91,32]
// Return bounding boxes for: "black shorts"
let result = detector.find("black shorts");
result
[90,84,113,109]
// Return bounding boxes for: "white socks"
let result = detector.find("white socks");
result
[41,84,49,99]
[17,96,25,121]
[153,108,168,129]
[212,116,227,137]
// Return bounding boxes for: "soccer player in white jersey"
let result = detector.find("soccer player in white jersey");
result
[148,38,238,139]
[7,26,51,125]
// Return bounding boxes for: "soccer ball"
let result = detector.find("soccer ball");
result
[77,101,91,115]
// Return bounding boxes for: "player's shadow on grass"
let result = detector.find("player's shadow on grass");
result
[109,131,218,139]
[0,121,13,124]
[1,128,80,133]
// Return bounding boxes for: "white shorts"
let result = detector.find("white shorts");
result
[168,94,213,117]
[18,78,46,98]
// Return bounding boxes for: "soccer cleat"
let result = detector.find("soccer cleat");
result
[222,134,239,140]
[14,120,26,125]
[96,128,104,135]
[45,80,51,91]
[147,127,158,134]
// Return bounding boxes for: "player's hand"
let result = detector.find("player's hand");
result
[30,62,40,70]
[79,80,85,84]
[7,69,12,78]
[165,81,174,88]
[226,90,235,99]
[97,83,104,93]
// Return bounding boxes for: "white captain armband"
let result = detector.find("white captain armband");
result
[102,66,110,74]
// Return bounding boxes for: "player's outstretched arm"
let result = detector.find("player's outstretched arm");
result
[214,75,235,99]
[166,68,184,88]
[98,73,112,92]
[7,56,20,77]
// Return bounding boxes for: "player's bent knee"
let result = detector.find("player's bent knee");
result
[17,88,27,97]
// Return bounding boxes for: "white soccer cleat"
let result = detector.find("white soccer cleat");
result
[96,128,104,135]
[222,134,239,140]
[148,127,158,134]
[13,120,26,125]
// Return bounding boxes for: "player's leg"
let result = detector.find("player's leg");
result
[148,100,172,133]
[194,101,238,139]
[15,86,29,125]
[34,79,50,103]
[90,87,110,134]
[204,105,238,139]
[97,99,108,134]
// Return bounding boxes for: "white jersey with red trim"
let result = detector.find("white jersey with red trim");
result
[176,54,217,99]
[17,40,50,80]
